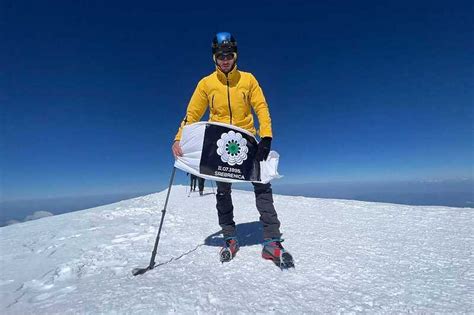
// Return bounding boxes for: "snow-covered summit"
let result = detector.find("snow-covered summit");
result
[0,185,472,313]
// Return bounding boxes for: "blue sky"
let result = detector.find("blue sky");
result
[2,0,473,201]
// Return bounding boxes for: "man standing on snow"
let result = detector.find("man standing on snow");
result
[197,177,205,196]
[189,173,197,192]
[171,32,293,268]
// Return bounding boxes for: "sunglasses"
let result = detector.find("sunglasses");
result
[216,53,235,61]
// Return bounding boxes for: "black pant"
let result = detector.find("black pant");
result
[198,178,205,192]
[216,181,281,239]
[190,175,197,191]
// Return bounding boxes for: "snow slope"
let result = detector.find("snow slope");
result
[0,185,472,314]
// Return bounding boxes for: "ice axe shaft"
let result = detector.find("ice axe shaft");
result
[132,167,176,276]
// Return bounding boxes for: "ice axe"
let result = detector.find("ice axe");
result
[132,167,176,276]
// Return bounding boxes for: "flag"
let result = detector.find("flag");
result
[174,122,282,183]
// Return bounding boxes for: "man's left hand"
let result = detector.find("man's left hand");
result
[256,137,272,161]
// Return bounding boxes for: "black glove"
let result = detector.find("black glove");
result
[256,137,272,162]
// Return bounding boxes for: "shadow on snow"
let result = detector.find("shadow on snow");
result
[204,221,263,247]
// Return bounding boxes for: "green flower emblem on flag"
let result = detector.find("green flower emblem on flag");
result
[216,131,249,165]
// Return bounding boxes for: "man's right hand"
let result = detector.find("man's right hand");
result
[172,140,183,158]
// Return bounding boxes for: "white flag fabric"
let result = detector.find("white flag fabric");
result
[174,122,282,183]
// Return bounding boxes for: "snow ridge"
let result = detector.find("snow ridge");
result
[0,185,472,313]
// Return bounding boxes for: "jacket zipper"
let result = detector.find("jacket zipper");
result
[226,75,232,124]
[210,95,215,119]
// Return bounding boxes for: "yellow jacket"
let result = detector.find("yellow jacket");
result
[174,65,272,141]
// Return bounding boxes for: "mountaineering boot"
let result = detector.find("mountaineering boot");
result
[262,239,295,269]
[219,237,240,263]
